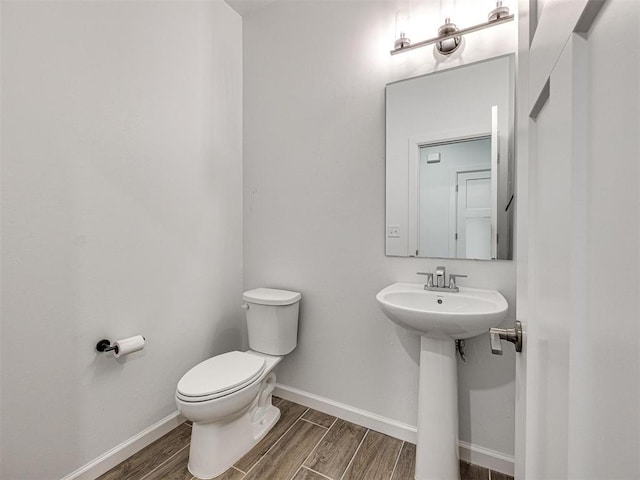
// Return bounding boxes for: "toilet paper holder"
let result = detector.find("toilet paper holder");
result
[96,339,119,354]
[96,335,146,357]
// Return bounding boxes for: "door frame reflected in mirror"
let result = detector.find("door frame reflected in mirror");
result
[410,133,494,260]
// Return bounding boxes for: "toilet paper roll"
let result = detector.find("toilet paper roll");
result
[114,335,145,358]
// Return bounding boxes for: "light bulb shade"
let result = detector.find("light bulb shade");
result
[395,9,411,49]
[440,0,456,22]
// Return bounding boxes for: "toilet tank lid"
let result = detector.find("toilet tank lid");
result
[243,288,301,306]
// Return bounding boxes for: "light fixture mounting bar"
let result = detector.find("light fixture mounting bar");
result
[390,14,514,55]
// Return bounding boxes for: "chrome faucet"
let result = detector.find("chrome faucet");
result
[417,268,467,293]
[436,266,446,288]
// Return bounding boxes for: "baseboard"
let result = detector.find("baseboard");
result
[459,441,514,476]
[274,384,417,443]
[274,383,514,476]
[61,411,185,480]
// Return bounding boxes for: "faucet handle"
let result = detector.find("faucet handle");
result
[417,272,434,287]
[448,274,467,289]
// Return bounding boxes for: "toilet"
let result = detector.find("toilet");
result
[175,288,301,479]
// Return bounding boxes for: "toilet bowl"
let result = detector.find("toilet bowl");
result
[176,288,301,480]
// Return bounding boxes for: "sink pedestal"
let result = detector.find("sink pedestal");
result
[415,336,460,480]
[375,283,509,480]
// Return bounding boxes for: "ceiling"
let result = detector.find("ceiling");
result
[224,0,278,16]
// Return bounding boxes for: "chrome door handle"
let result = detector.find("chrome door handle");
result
[489,321,522,354]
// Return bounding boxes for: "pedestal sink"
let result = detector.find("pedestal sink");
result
[376,283,508,480]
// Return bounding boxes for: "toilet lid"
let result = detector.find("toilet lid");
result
[177,351,266,398]
[242,288,301,306]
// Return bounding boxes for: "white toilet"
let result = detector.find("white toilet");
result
[175,288,301,479]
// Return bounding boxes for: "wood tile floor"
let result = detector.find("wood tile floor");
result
[98,397,513,480]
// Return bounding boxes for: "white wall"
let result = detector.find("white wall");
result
[0,1,242,478]
[243,0,517,459]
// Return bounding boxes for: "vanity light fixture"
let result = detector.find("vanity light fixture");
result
[391,1,513,56]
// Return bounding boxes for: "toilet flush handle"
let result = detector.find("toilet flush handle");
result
[241,303,249,310]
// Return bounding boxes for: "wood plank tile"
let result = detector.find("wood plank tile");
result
[213,467,245,480]
[490,470,514,480]
[292,467,328,480]
[243,419,326,480]
[460,461,489,480]
[302,409,336,428]
[304,418,367,479]
[97,423,192,480]
[234,399,308,472]
[342,430,403,480]
[272,395,283,406]
[142,446,191,480]
[391,442,416,480]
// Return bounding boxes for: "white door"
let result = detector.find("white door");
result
[515,1,640,478]
[456,170,491,259]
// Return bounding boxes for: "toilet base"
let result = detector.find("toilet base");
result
[187,395,280,479]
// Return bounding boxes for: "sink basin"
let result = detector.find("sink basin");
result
[376,282,508,339]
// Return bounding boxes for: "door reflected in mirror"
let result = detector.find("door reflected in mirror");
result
[419,137,493,259]
[386,54,515,260]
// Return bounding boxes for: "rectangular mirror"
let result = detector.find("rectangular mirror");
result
[385,54,515,260]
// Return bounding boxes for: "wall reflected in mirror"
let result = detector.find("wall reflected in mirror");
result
[385,54,515,260]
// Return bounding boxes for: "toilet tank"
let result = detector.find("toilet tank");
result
[242,288,301,355]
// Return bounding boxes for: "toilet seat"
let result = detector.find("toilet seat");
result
[177,351,266,403]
